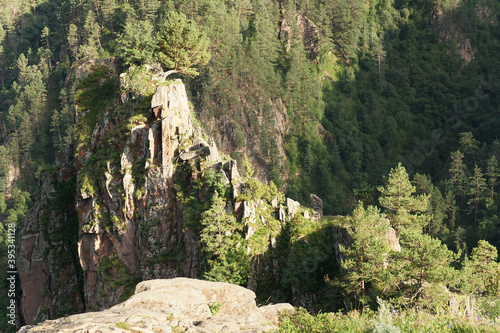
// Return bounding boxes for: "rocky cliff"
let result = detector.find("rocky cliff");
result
[16,60,324,326]
[17,167,84,325]
[19,278,294,333]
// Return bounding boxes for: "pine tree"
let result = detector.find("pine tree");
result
[449,150,467,205]
[460,240,500,297]
[200,191,249,285]
[99,0,118,36]
[459,132,479,165]
[378,163,429,231]
[116,20,157,65]
[413,173,448,236]
[0,25,4,86]
[340,204,391,303]
[79,10,101,60]
[468,165,487,229]
[331,0,364,60]
[233,0,253,20]
[137,0,160,25]
[38,27,53,83]
[486,155,498,201]
[67,24,80,60]
[390,228,455,308]
[156,11,211,77]
[252,0,279,63]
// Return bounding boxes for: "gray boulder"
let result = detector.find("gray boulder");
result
[19,278,294,333]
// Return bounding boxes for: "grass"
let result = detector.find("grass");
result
[278,308,500,332]
[209,302,223,316]
[116,321,130,330]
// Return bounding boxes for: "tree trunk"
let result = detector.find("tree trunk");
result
[160,70,180,80]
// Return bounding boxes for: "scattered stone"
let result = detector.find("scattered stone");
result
[258,303,295,325]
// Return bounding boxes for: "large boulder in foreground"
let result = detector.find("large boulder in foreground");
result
[19,278,294,332]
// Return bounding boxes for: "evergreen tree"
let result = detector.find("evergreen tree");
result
[116,20,157,65]
[459,240,500,297]
[468,165,487,229]
[0,24,4,87]
[50,88,74,152]
[200,191,249,285]
[331,0,364,60]
[449,150,467,205]
[459,132,479,165]
[390,228,456,308]
[67,24,80,60]
[378,163,429,231]
[39,26,52,77]
[137,0,160,25]
[79,10,101,60]
[340,204,391,303]
[486,155,498,202]
[99,0,118,35]
[156,11,211,77]
[413,173,449,236]
[252,0,279,63]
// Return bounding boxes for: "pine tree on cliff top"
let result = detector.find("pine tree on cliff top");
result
[156,11,211,77]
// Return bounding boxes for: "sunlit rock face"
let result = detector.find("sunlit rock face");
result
[75,78,223,309]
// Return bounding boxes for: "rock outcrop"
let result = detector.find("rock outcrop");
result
[19,278,294,333]
[75,77,219,310]
[16,60,323,326]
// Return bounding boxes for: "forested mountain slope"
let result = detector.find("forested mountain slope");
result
[0,0,500,331]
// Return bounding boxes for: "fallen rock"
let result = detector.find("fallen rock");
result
[19,278,294,333]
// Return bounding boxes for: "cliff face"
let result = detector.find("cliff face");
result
[432,4,496,66]
[75,76,223,309]
[18,61,225,322]
[17,60,327,325]
[17,167,84,324]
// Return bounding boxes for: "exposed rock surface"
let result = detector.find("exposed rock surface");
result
[279,6,319,59]
[75,78,218,310]
[19,278,294,333]
[4,162,19,197]
[310,194,323,220]
[17,168,84,325]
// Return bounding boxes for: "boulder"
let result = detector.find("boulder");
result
[19,278,294,333]
[310,194,323,220]
[286,198,300,219]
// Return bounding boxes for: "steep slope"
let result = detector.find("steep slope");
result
[16,60,327,325]
[17,167,83,325]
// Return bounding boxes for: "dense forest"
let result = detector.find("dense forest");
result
[1,0,500,331]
